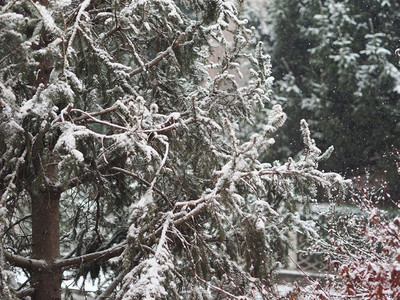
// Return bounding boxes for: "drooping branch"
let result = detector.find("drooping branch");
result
[111,167,171,206]
[65,151,128,191]
[95,268,129,300]
[66,0,92,55]
[95,251,142,300]
[54,242,126,270]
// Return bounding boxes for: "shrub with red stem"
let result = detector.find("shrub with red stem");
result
[295,173,400,299]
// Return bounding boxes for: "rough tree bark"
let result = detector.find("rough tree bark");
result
[31,188,61,300]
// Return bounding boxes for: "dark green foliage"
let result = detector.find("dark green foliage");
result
[265,0,400,193]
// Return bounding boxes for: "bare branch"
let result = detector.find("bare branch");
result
[195,274,244,299]
[70,108,129,131]
[4,252,47,270]
[5,214,31,235]
[72,98,132,123]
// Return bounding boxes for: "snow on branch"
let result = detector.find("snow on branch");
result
[119,216,174,300]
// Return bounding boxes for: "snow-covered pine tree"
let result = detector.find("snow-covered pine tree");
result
[0,1,346,299]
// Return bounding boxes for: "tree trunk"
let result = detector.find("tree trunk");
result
[30,0,60,297]
[31,189,62,300]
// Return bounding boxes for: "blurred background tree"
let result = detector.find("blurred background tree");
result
[247,0,400,196]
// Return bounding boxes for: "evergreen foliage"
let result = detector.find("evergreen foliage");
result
[0,0,346,298]
[262,0,400,190]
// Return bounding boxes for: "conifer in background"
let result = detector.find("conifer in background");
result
[259,0,400,192]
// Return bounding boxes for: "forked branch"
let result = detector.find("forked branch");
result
[129,32,187,77]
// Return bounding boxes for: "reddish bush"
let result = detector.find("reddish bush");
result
[296,173,400,299]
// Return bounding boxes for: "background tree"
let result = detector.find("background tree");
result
[261,0,400,194]
[0,0,346,299]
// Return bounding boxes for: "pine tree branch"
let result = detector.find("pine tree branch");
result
[0,47,21,66]
[129,32,186,77]
[70,108,129,131]
[65,151,128,190]
[95,268,129,300]
[71,98,133,123]
[195,274,243,299]
[54,242,126,269]
[173,202,208,226]
[15,288,35,298]
[111,167,171,205]
[5,242,126,271]
[4,251,47,270]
